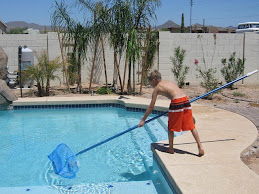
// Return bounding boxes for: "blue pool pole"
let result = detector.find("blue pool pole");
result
[76,70,258,156]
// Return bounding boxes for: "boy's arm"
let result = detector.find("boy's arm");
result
[138,89,158,127]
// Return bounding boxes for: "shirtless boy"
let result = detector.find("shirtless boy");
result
[138,70,204,156]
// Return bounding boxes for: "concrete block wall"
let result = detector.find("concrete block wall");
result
[159,32,259,85]
[0,32,258,87]
[0,34,48,72]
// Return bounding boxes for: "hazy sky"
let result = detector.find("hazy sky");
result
[1,0,259,27]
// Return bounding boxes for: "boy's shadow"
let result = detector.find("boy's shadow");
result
[151,143,199,157]
[152,138,235,157]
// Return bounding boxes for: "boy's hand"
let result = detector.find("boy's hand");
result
[138,120,145,127]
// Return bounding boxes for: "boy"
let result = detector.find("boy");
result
[138,70,204,156]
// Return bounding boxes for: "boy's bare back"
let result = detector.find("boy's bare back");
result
[154,81,186,100]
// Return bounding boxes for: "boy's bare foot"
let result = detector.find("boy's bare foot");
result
[198,148,204,157]
[168,148,174,154]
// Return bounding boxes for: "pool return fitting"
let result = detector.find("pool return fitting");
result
[48,70,258,179]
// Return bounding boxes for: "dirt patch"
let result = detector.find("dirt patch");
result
[12,84,259,174]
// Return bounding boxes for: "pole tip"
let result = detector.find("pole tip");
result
[246,70,258,77]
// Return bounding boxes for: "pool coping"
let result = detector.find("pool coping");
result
[10,95,259,193]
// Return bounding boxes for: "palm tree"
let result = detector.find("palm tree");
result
[24,64,44,97]
[24,51,61,96]
[52,0,91,93]
[128,0,161,94]
[52,0,161,95]
[126,28,140,95]
[109,0,132,93]
[76,0,112,93]
[44,56,62,96]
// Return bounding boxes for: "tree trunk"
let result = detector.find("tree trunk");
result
[89,37,99,92]
[140,26,151,94]
[113,49,118,90]
[46,79,50,96]
[113,47,123,94]
[57,27,70,93]
[101,35,108,88]
[77,54,82,93]
[37,82,42,97]
[133,61,135,96]
[122,58,127,93]
[127,60,132,94]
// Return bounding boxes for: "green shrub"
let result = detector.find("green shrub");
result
[96,86,113,95]
[195,34,219,99]
[195,64,219,99]
[170,46,189,88]
[221,52,245,89]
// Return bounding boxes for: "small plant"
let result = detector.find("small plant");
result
[96,86,113,95]
[170,46,189,88]
[24,50,61,96]
[195,34,219,99]
[233,91,245,97]
[195,61,219,99]
[221,52,245,89]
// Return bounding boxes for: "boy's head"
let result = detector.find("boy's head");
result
[147,70,161,87]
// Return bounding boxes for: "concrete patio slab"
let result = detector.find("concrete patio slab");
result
[152,104,259,194]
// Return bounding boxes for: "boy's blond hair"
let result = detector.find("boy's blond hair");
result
[147,70,162,82]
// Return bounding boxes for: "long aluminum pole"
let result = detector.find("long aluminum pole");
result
[76,70,258,156]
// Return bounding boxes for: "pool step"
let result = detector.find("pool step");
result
[0,186,59,194]
[0,181,158,194]
[57,181,158,194]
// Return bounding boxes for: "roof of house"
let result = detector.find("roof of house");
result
[0,20,7,28]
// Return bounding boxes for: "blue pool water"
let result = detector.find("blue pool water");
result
[0,107,174,193]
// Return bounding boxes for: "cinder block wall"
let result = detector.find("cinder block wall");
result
[159,32,259,85]
[0,32,258,86]
[0,34,48,71]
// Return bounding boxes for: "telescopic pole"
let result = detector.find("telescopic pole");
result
[75,70,258,156]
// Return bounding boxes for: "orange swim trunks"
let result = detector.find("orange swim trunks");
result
[168,96,195,132]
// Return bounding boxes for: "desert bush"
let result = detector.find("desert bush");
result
[221,52,245,89]
[96,86,113,95]
[170,46,189,88]
[195,34,219,99]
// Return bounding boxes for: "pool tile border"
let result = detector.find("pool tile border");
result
[13,103,167,116]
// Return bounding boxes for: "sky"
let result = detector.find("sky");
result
[1,0,259,28]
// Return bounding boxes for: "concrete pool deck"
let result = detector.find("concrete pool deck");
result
[13,95,259,194]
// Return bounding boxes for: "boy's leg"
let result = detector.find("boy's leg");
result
[191,128,204,156]
[168,130,174,154]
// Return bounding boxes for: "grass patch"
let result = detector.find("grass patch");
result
[233,91,245,97]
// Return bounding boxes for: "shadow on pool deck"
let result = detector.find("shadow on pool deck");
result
[152,138,236,157]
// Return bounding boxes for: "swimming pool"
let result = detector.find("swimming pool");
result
[0,105,174,193]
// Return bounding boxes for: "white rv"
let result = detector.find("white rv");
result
[236,22,259,33]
